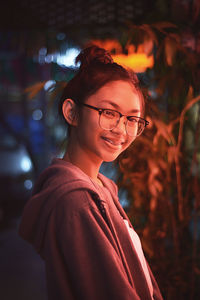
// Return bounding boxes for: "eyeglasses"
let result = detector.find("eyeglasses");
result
[77,102,149,137]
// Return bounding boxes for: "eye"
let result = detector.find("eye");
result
[103,109,117,119]
[127,116,138,123]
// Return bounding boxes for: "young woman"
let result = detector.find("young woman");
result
[19,46,163,300]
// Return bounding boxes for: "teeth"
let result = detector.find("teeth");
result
[103,137,123,146]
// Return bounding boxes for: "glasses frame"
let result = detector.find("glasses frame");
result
[76,102,149,136]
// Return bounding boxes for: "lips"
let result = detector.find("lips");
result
[101,136,125,146]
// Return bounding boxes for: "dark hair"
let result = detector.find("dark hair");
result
[59,45,145,123]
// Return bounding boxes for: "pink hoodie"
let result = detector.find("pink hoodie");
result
[19,158,163,300]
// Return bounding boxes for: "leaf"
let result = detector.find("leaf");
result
[139,24,158,46]
[187,85,194,101]
[164,36,177,66]
[152,22,177,31]
[153,119,173,145]
[168,33,181,44]
[24,81,46,99]
[147,159,163,198]
[178,95,200,151]
[143,36,154,56]
[157,158,168,171]
[48,81,67,109]
[91,39,122,54]
[168,146,178,164]
[167,117,180,136]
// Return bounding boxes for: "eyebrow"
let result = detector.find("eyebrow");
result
[99,100,140,114]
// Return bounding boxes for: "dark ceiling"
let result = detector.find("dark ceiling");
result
[1,0,199,55]
[1,0,155,30]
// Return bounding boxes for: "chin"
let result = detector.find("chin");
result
[101,152,122,162]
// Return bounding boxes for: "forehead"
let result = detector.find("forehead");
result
[87,80,141,113]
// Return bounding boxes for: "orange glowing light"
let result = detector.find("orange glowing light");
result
[112,53,154,73]
[90,39,154,73]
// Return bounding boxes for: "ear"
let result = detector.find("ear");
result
[62,99,78,126]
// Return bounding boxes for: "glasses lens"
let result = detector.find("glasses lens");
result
[100,109,119,130]
[126,117,145,136]
[100,110,146,137]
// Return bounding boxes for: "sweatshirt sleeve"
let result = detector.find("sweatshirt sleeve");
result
[43,189,141,300]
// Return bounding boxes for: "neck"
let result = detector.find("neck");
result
[63,140,103,185]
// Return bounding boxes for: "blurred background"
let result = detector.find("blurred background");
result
[0,0,200,299]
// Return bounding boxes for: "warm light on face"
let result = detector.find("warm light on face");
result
[74,80,141,164]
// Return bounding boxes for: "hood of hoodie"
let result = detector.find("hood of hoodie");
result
[19,158,119,254]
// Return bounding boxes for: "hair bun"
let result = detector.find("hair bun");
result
[75,45,113,70]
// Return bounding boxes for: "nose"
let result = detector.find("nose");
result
[111,116,127,135]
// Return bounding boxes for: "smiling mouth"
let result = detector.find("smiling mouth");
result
[101,136,125,147]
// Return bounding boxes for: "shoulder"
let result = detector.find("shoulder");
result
[41,158,91,185]
[56,188,98,214]
[31,159,104,220]
[34,158,99,196]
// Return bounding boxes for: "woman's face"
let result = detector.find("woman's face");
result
[74,80,141,164]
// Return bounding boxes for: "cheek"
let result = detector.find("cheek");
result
[78,113,100,140]
[123,136,136,150]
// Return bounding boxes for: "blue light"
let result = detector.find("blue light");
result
[24,179,33,190]
[39,47,47,55]
[56,48,80,68]
[44,80,56,91]
[20,157,32,172]
[32,109,43,121]
[57,33,66,40]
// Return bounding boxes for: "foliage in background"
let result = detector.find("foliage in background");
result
[115,22,200,299]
